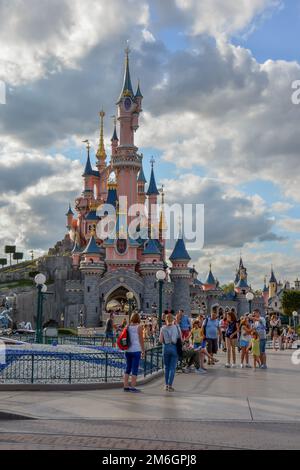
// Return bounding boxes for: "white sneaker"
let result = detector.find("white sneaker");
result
[245,364,252,368]
[225,363,231,368]
[196,368,207,374]
[231,364,237,368]
[240,364,244,369]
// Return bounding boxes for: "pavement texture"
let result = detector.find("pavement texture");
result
[0,350,299,450]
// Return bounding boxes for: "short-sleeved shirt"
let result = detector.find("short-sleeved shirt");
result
[205,318,219,339]
[254,317,266,340]
[226,320,238,338]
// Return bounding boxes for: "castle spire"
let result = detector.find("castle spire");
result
[147,157,159,196]
[118,43,134,102]
[96,110,107,162]
[111,115,119,142]
[82,140,93,176]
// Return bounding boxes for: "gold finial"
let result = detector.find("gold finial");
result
[90,227,96,237]
[97,110,106,161]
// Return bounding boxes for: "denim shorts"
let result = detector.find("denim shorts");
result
[240,340,249,348]
[260,339,266,354]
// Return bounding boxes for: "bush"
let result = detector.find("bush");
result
[58,328,77,336]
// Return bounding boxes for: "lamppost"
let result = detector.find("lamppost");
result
[292,311,298,329]
[156,270,166,330]
[246,292,254,315]
[79,310,84,327]
[60,313,65,328]
[126,292,134,320]
[34,273,47,344]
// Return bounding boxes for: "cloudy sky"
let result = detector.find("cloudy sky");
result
[0,0,300,288]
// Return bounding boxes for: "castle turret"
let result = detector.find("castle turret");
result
[113,47,142,227]
[147,158,160,239]
[66,204,74,230]
[111,116,119,157]
[262,277,269,306]
[269,267,277,299]
[80,232,105,326]
[170,235,192,314]
[203,264,217,291]
[137,159,147,205]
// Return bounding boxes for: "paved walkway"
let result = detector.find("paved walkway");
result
[0,350,299,449]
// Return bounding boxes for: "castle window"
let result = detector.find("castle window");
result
[146,302,149,309]
[87,286,90,293]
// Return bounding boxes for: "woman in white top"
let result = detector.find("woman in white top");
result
[124,312,145,393]
[159,313,181,392]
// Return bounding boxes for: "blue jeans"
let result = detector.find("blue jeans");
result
[125,351,141,376]
[163,344,178,386]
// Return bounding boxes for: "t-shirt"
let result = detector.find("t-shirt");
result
[204,318,219,339]
[180,315,192,331]
[191,327,202,344]
[240,325,251,342]
[161,325,180,345]
[226,320,238,338]
[254,317,266,340]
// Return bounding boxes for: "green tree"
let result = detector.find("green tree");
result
[281,290,300,317]
[0,258,7,268]
[221,282,235,294]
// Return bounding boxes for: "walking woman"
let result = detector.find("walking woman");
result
[225,310,239,368]
[123,312,145,393]
[159,313,182,392]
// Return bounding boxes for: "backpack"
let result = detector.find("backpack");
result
[117,326,131,351]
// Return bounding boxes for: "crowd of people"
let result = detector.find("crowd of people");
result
[118,305,297,393]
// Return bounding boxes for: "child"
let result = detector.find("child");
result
[195,326,218,368]
[239,318,252,368]
[248,330,261,369]
[191,320,202,349]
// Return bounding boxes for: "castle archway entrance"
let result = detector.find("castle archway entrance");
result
[105,286,140,313]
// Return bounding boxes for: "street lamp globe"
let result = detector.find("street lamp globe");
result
[246,292,254,302]
[156,270,166,281]
[292,311,298,318]
[126,291,134,301]
[35,273,46,286]
[41,284,48,294]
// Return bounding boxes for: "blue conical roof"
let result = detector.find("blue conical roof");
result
[82,152,93,177]
[236,278,249,289]
[111,124,119,142]
[138,166,147,184]
[82,235,101,254]
[205,267,216,285]
[118,51,134,102]
[135,82,143,98]
[170,238,191,261]
[143,239,161,256]
[269,269,277,284]
[106,187,118,208]
[72,241,81,254]
[66,204,74,216]
[147,165,159,196]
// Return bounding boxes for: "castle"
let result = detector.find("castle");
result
[1,50,269,328]
[58,50,264,327]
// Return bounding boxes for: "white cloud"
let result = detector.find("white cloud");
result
[278,218,300,233]
[174,0,281,38]
[271,202,293,213]
[0,0,149,85]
